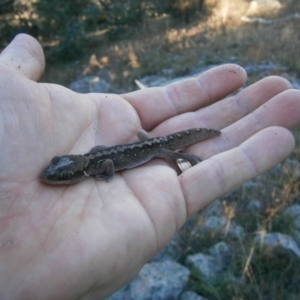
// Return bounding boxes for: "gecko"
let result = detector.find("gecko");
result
[41,128,221,185]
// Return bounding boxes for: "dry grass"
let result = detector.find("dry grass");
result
[41,0,300,91]
[176,159,300,299]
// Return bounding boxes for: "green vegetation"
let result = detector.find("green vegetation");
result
[176,158,300,299]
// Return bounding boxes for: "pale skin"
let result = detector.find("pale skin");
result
[1,34,300,299]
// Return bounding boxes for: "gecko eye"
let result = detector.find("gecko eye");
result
[62,172,73,180]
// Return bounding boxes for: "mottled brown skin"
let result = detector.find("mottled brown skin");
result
[41,128,221,185]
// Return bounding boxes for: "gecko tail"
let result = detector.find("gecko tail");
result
[166,128,221,150]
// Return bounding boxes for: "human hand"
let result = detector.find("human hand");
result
[1,34,300,299]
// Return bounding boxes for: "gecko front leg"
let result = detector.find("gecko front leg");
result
[87,159,115,181]
[137,131,150,141]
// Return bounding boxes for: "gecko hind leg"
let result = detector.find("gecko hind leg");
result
[155,148,201,166]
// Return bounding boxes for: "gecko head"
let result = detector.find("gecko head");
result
[41,155,89,185]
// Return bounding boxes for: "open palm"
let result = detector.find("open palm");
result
[1,34,300,299]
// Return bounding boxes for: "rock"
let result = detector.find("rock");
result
[283,204,300,217]
[246,198,262,212]
[281,159,300,177]
[280,73,300,90]
[129,260,190,300]
[269,159,300,178]
[283,204,300,230]
[69,75,114,93]
[185,242,231,283]
[244,61,280,76]
[294,231,300,244]
[180,291,208,300]
[138,65,217,88]
[203,216,226,230]
[107,260,190,300]
[254,233,300,259]
[208,242,231,267]
[150,234,183,263]
[185,253,218,282]
[245,0,282,16]
[202,200,223,218]
[241,180,265,197]
[202,216,245,239]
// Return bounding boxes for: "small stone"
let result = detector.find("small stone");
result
[254,233,300,259]
[130,260,190,300]
[180,291,208,300]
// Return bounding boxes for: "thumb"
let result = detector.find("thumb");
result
[0,34,45,81]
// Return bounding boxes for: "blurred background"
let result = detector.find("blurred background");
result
[1,0,300,92]
[1,1,300,299]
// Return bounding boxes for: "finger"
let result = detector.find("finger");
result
[0,34,45,81]
[199,75,292,130]
[220,89,300,151]
[122,64,247,130]
[181,126,294,216]
[151,76,292,135]
[188,88,300,160]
